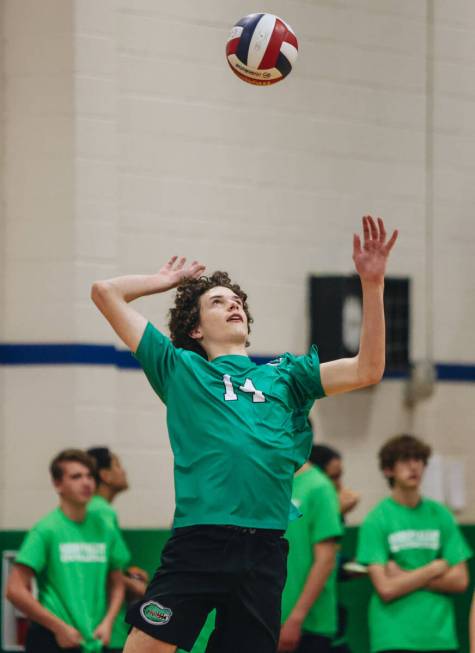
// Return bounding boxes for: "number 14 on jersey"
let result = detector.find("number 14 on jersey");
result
[222,375,266,403]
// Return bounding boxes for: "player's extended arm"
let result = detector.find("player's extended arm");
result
[368,559,448,603]
[91,257,206,352]
[93,570,125,646]
[320,216,398,396]
[278,540,337,652]
[6,564,82,647]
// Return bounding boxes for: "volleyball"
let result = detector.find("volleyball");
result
[226,13,299,86]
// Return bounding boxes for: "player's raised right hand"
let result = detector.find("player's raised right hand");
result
[157,257,206,291]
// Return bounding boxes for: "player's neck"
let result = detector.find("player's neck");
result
[206,342,249,360]
[60,499,87,522]
[391,485,421,508]
[96,484,116,503]
[295,462,311,476]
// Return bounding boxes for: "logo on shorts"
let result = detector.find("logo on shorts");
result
[140,601,173,626]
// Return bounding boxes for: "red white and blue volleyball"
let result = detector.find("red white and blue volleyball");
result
[226,13,299,86]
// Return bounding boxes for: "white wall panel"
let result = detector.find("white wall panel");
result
[1,0,474,529]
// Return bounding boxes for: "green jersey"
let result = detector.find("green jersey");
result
[16,507,129,653]
[357,496,472,652]
[88,496,131,648]
[135,322,325,530]
[281,466,343,636]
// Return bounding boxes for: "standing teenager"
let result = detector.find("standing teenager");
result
[87,447,149,652]
[6,450,126,653]
[357,434,472,653]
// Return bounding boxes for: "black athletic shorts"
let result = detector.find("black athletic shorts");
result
[25,622,121,653]
[331,643,352,653]
[126,524,289,652]
[295,632,333,653]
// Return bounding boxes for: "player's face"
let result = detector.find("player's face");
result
[108,454,129,491]
[192,286,248,348]
[55,462,95,506]
[387,457,425,490]
[325,457,343,490]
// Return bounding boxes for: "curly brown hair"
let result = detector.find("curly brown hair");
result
[168,271,253,358]
[379,434,431,487]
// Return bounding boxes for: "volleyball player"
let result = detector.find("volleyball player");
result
[91,216,397,653]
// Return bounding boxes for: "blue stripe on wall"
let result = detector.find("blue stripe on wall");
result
[0,343,140,369]
[0,344,474,381]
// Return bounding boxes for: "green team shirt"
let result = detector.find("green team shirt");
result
[357,496,472,652]
[16,507,129,653]
[88,496,131,649]
[281,466,343,636]
[135,322,325,530]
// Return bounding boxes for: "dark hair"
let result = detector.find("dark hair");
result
[379,434,432,487]
[50,449,96,481]
[168,271,253,358]
[87,447,113,485]
[309,444,341,471]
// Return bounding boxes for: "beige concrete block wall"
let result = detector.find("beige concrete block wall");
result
[1,0,474,528]
[0,0,76,527]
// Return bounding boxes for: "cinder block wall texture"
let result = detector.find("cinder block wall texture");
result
[1,0,474,527]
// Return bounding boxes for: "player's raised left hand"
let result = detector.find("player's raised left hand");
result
[353,216,398,284]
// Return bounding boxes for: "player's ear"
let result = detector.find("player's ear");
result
[189,326,203,341]
[99,468,112,485]
[382,467,394,483]
[52,477,63,494]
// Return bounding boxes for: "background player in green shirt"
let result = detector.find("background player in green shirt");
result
[91,216,397,653]
[279,460,343,652]
[6,449,127,653]
[310,444,361,653]
[357,434,472,653]
[87,447,149,652]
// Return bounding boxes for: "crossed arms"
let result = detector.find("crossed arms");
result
[368,559,469,603]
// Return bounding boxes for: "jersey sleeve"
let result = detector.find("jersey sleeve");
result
[108,529,132,571]
[308,483,343,544]
[15,527,48,574]
[285,346,326,406]
[439,507,472,565]
[133,321,179,402]
[357,512,389,565]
